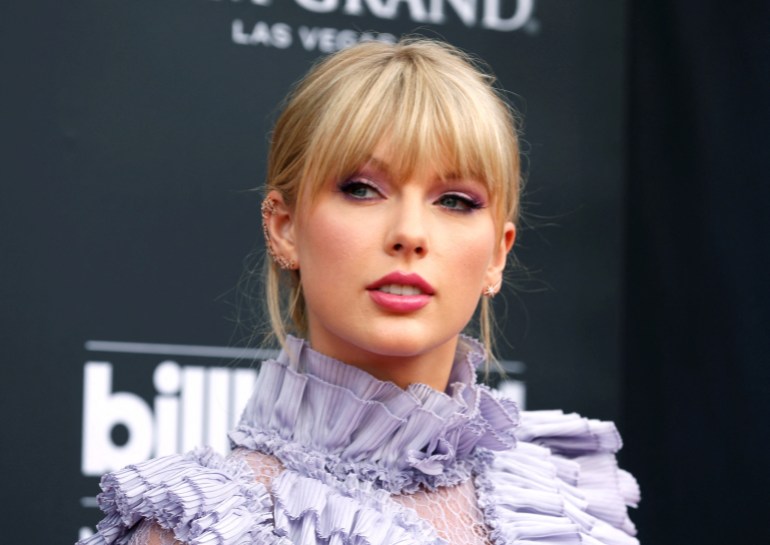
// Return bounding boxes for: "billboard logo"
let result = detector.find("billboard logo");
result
[80,341,271,476]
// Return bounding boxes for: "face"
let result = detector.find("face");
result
[269,143,515,389]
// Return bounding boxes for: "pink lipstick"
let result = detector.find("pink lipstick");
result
[366,272,435,313]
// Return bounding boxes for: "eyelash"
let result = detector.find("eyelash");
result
[337,179,484,213]
[338,179,382,200]
[435,193,484,213]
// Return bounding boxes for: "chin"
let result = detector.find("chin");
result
[367,338,433,359]
[354,327,458,361]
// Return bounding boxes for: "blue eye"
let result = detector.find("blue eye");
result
[436,193,483,212]
[339,180,381,200]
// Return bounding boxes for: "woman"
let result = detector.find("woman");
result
[80,39,639,545]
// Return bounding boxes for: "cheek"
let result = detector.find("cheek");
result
[297,210,371,279]
[456,247,493,304]
[432,223,497,328]
[441,224,496,282]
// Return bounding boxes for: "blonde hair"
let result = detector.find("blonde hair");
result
[263,38,521,359]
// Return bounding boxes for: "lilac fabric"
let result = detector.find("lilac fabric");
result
[79,335,639,545]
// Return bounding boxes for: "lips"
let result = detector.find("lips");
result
[376,284,424,296]
[366,272,436,295]
[366,272,435,313]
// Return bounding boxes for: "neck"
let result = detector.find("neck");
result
[305,333,458,391]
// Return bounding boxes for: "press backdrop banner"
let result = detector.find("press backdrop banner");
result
[2,1,626,542]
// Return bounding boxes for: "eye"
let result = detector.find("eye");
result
[338,179,382,200]
[435,193,484,213]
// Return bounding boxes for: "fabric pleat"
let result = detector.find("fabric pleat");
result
[81,335,639,545]
[477,411,640,545]
[270,471,445,545]
[230,335,519,493]
[78,448,287,545]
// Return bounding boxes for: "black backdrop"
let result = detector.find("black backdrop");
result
[1,0,768,543]
[623,1,770,543]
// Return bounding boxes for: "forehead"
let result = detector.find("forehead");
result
[362,129,494,180]
[368,138,459,173]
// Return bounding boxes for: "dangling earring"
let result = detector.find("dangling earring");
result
[483,279,501,298]
[261,197,297,270]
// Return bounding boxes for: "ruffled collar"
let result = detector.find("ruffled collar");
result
[229,335,519,493]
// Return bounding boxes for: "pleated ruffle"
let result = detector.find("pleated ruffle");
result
[80,336,640,545]
[77,448,286,545]
[270,470,445,545]
[230,335,519,493]
[478,410,640,545]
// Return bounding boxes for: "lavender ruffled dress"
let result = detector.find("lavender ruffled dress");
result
[79,336,640,545]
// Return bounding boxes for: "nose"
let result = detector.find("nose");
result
[386,194,428,258]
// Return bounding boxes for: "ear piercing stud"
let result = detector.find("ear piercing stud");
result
[484,280,501,298]
[261,198,297,270]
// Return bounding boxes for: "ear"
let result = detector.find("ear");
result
[263,190,299,267]
[483,222,516,291]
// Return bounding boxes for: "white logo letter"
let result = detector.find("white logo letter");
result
[295,0,338,13]
[482,0,532,31]
[154,360,181,457]
[81,362,154,475]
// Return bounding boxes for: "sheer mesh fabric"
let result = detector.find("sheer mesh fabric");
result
[231,448,286,488]
[126,449,489,545]
[391,477,490,545]
[127,522,180,545]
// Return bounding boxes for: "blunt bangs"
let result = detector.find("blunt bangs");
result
[288,40,520,228]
